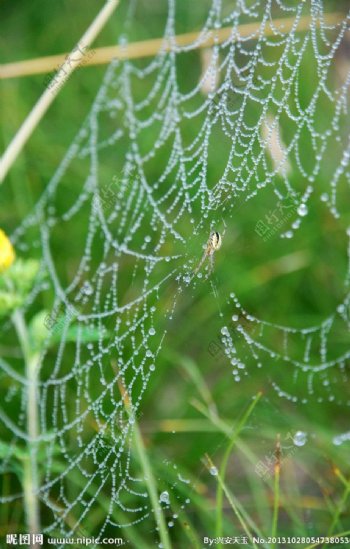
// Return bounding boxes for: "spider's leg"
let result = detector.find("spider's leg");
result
[193,242,210,275]
[204,253,215,279]
[193,251,206,276]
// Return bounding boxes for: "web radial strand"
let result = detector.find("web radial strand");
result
[1,0,350,541]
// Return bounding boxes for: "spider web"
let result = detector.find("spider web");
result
[1,0,350,543]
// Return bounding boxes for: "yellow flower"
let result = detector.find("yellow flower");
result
[0,229,15,273]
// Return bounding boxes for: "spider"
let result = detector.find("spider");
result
[194,230,222,276]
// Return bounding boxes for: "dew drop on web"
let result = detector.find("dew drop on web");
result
[293,431,307,447]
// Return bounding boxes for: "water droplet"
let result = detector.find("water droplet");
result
[320,193,328,202]
[159,491,170,505]
[209,466,218,476]
[333,431,350,446]
[149,327,156,336]
[146,350,153,358]
[297,203,308,217]
[285,230,293,239]
[150,364,156,372]
[232,315,239,321]
[293,431,307,447]
[145,235,152,243]
[82,281,93,295]
[168,521,174,527]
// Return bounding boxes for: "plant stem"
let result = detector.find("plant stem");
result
[271,435,281,548]
[12,310,41,547]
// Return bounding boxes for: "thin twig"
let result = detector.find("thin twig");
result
[0,0,120,184]
[0,14,344,80]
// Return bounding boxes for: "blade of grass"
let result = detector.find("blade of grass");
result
[333,465,350,490]
[205,454,258,549]
[142,418,223,433]
[241,451,271,537]
[155,424,266,546]
[271,435,281,549]
[328,468,350,536]
[115,370,172,549]
[192,395,306,537]
[220,482,267,544]
[190,398,231,436]
[283,459,307,536]
[169,352,218,416]
[216,392,262,540]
